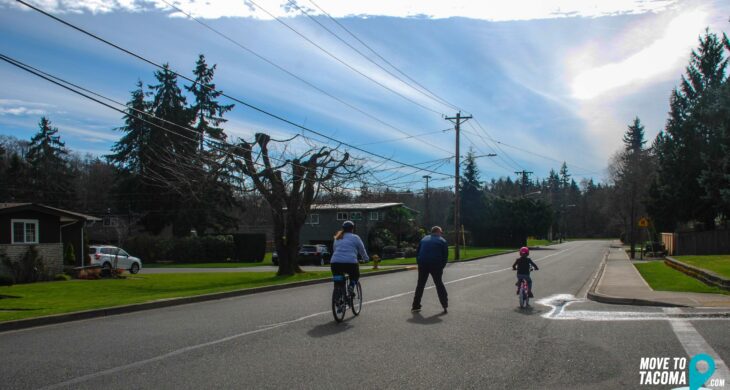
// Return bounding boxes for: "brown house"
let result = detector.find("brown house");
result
[0,203,100,275]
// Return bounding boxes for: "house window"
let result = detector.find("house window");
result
[336,212,348,221]
[350,212,362,221]
[11,219,39,244]
[369,211,379,221]
[306,214,320,225]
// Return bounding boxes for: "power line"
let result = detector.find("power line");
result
[157,0,452,155]
[285,0,457,112]
[307,0,462,112]
[15,0,454,178]
[245,0,445,116]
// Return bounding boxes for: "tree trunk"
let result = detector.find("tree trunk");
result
[273,211,304,276]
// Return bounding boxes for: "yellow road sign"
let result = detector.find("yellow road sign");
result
[638,217,649,228]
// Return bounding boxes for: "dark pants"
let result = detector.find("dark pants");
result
[331,262,359,288]
[412,263,448,308]
[516,274,532,292]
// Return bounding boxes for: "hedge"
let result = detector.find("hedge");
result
[123,234,265,263]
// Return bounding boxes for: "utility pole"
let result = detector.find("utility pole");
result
[446,111,472,261]
[515,170,533,197]
[423,175,431,229]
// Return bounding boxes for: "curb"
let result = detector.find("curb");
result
[0,266,415,333]
[586,251,688,308]
[665,257,730,291]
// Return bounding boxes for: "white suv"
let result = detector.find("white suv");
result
[88,246,142,274]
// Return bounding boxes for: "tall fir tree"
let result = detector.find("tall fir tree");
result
[186,54,234,151]
[460,150,484,236]
[25,117,74,207]
[108,80,150,175]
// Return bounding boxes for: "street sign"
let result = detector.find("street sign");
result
[638,217,649,228]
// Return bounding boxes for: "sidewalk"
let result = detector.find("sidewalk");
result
[588,243,730,308]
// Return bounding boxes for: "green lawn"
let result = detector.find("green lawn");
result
[634,261,729,295]
[675,255,730,278]
[527,239,552,247]
[145,253,275,268]
[364,246,514,266]
[0,271,331,322]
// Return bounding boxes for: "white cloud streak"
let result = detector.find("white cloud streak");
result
[3,0,677,21]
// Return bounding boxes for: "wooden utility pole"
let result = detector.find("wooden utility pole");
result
[446,112,472,261]
[515,170,533,196]
[423,175,431,228]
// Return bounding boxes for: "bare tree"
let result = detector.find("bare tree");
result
[230,133,361,275]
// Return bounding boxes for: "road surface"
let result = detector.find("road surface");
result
[1,241,728,389]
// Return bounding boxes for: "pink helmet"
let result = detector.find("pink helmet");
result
[519,247,529,257]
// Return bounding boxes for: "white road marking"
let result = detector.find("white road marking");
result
[538,295,730,321]
[41,247,575,388]
[665,308,730,389]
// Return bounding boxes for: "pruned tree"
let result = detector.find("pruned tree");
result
[230,133,361,276]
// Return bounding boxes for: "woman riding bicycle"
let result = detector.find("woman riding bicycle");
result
[331,221,369,297]
[512,247,538,297]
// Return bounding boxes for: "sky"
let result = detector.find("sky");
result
[0,0,729,191]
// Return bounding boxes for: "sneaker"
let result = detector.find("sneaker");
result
[411,306,422,313]
[442,307,448,314]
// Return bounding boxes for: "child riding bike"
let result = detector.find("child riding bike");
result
[512,247,539,298]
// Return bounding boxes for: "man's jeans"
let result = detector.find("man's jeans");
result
[413,263,448,308]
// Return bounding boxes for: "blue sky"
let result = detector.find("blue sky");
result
[1,0,728,191]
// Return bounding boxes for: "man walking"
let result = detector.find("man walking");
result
[412,226,449,313]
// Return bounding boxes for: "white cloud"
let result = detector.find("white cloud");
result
[571,9,707,100]
[4,0,677,21]
[0,99,53,116]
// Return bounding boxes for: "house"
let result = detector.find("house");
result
[0,203,100,275]
[299,202,416,249]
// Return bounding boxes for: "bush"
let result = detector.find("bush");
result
[232,234,266,262]
[64,243,76,266]
[54,273,71,281]
[0,274,13,286]
[404,247,418,257]
[1,246,49,284]
[166,237,205,263]
[200,235,235,262]
[124,235,171,263]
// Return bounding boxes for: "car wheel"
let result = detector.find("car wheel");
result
[103,262,112,271]
[130,263,140,274]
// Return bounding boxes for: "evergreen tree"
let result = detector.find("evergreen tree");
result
[26,117,74,207]
[108,80,150,174]
[623,117,646,153]
[186,54,234,151]
[460,151,484,236]
[649,30,728,229]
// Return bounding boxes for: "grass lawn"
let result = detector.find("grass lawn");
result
[527,239,552,247]
[634,261,729,295]
[364,246,514,266]
[145,253,275,268]
[0,271,332,322]
[675,255,730,278]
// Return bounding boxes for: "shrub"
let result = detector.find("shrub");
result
[368,228,396,254]
[0,274,13,286]
[200,235,235,262]
[54,273,71,281]
[232,234,266,262]
[64,243,76,266]
[166,237,204,263]
[404,247,418,257]
[1,246,49,284]
[124,235,171,263]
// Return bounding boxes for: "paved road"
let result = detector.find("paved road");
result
[1,241,728,389]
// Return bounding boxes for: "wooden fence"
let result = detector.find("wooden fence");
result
[670,229,730,255]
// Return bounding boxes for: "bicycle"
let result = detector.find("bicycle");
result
[517,267,536,309]
[331,274,362,322]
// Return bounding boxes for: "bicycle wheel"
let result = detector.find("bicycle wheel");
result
[332,286,346,322]
[519,287,528,308]
[350,281,363,316]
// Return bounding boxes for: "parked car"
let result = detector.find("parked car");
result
[298,244,331,266]
[88,245,142,274]
[271,245,332,266]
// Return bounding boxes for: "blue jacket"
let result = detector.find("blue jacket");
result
[416,234,448,267]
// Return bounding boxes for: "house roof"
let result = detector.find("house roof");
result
[0,203,101,222]
[310,202,414,211]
